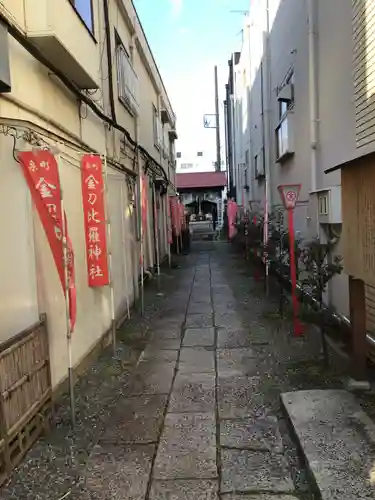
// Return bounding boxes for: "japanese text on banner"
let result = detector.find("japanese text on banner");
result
[170,196,180,236]
[18,150,77,331]
[81,155,109,287]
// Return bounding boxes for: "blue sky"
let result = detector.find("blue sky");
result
[133,0,249,167]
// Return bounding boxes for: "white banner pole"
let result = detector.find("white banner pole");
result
[120,181,131,319]
[165,195,171,267]
[103,155,117,357]
[152,182,161,290]
[264,178,270,296]
[56,153,76,429]
[139,171,145,316]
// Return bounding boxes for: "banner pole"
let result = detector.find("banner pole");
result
[152,182,161,291]
[165,196,171,268]
[57,155,76,429]
[120,181,131,320]
[288,208,302,337]
[264,186,270,296]
[139,172,145,316]
[103,155,117,357]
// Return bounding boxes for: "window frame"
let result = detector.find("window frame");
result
[276,69,295,161]
[69,0,95,35]
[318,194,329,216]
[153,105,160,149]
[275,117,290,160]
[115,30,139,116]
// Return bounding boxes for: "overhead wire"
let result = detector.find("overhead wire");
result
[0,122,137,179]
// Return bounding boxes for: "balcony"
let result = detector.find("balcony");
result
[24,0,98,89]
[117,46,139,116]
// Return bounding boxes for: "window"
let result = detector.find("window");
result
[116,31,139,115]
[276,119,289,159]
[318,194,329,216]
[276,70,295,161]
[69,0,94,32]
[176,152,182,158]
[153,105,162,148]
[197,151,203,157]
[180,163,193,169]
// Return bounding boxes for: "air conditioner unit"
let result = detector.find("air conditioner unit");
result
[277,83,292,103]
[317,186,342,224]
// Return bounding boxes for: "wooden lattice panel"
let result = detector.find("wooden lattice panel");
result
[0,318,52,486]
[342,159,375,284]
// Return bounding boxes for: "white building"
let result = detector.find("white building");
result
[225,0,357,316]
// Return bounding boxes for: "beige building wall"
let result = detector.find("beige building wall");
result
[0,0,176,387]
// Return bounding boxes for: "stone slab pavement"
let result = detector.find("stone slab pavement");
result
[78,250,298,499]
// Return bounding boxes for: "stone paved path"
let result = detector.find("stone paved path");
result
[82,250,298,499]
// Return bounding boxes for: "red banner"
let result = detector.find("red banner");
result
[18,150,77,331]
[167,196,173,244]
[227,199,238,240]
[81,154,109,287]
[178,202,185,230]
[170,196,180,236]
[141,174,148,238]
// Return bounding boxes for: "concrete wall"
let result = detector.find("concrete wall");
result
[0,0,176,387]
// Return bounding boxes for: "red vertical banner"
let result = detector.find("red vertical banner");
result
[81,154,109,287]
[227,199,238,240]
[170,196,180,235]
[179,202,185,230]
[167,196,173,244]
[141,174,148,239]
[18,150,77,331]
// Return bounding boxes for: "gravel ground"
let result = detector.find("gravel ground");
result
[0,257,188,500]
[0,241,348,500]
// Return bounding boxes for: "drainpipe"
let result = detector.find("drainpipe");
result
[308,0,318,193]
[263,0,273,212]
[230,59,237,200]
[247,20,254,203]
[103,0,116,123]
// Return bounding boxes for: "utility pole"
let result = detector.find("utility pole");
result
[214,65,221,172]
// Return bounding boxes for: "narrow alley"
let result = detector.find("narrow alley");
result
[1,241,330,500]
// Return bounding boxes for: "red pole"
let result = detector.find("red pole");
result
[288,208,303,336]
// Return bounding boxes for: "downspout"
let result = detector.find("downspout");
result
[224,98,229,179]
[103,0,117,123]
[264,0,272,210]
[230,55,237,200]
[308,0,318,192]
[247,19,254,203]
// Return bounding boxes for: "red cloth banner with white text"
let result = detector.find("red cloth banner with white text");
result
[170,196,180,236]
[81,154,109,287]
[141,174,149,239]
[227,199,238,240]
[178,202,185,230]
[167,196,173,244]
[18,150,77,331]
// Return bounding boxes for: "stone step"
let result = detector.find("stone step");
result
[281,389,375,499]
